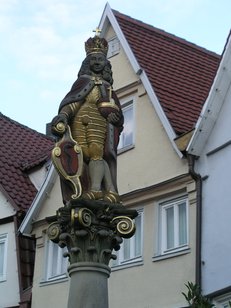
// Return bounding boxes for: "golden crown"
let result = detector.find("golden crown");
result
[85,30,108,56]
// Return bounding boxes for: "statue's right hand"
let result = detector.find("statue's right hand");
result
[51,114,68,136]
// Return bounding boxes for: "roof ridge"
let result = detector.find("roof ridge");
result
[113,9,220,58]
[0,112,53,142]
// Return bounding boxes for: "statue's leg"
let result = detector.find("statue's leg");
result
[103,161,120,203]
[83,142,104,200]
[103,160,115,192]
[88,159,104,191]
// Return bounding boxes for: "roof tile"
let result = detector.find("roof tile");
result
[0,113,54,211]
[114,10,220,134]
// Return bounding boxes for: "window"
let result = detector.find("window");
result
[0,234,7,281]
[107,37,120,58]
[45,239,68,281]
[111,210,143,268]
[118,100,134,151]
[158,196,188,256]
[213,294,231,308]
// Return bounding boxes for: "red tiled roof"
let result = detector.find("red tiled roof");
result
[114,10,221,134]
[0,113,54,211]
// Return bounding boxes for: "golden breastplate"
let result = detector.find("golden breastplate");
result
[85,86,100,105]
[71,86,107,145]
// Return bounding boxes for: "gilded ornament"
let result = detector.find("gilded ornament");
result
[112,216,136,238]
[52,146,61,157]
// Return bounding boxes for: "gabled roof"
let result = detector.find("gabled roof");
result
[187,31,231,156]
[0,113,54,211]
[113,10,220,135]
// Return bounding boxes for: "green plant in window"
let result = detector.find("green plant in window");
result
[182,282,215,308]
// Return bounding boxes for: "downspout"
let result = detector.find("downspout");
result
[14,212,34,308]
[187,154,202,286]
[13,213,23,306]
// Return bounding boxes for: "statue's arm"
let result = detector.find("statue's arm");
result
[107,91,124,130]
[51,102,81,136]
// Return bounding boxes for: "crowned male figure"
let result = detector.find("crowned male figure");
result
[51,33,124,204]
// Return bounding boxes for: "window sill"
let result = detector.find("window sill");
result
[111,258,143,271]
[153,247,191,261]
[118,144,135,155]
[107,51,120,59]
[40,275,68,286]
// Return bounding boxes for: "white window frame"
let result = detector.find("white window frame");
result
[44,238,68,282]
[118,97,135,153]
[157,196,189,257]
[111,209,143,269]
[213,293,231,307]
[107,36,120,58]
[0,234,8,282]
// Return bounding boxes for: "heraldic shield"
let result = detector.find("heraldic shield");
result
[52,125,83,200]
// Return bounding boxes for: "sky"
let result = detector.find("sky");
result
[1,0,231,134]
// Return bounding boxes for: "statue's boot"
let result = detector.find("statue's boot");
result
[82,159,104,200]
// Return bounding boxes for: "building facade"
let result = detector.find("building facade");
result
[188,32,231,307]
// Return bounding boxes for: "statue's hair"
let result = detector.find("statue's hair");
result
[77,54,113,85]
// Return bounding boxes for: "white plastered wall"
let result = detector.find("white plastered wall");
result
[0,192,20,307]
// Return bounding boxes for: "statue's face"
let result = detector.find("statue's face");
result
[89,53,106,73]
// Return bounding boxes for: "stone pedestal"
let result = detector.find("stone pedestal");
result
[46,199,137,308]
[67,262,111,308]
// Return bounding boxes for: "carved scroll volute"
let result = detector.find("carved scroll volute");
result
[112,216,136,238]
